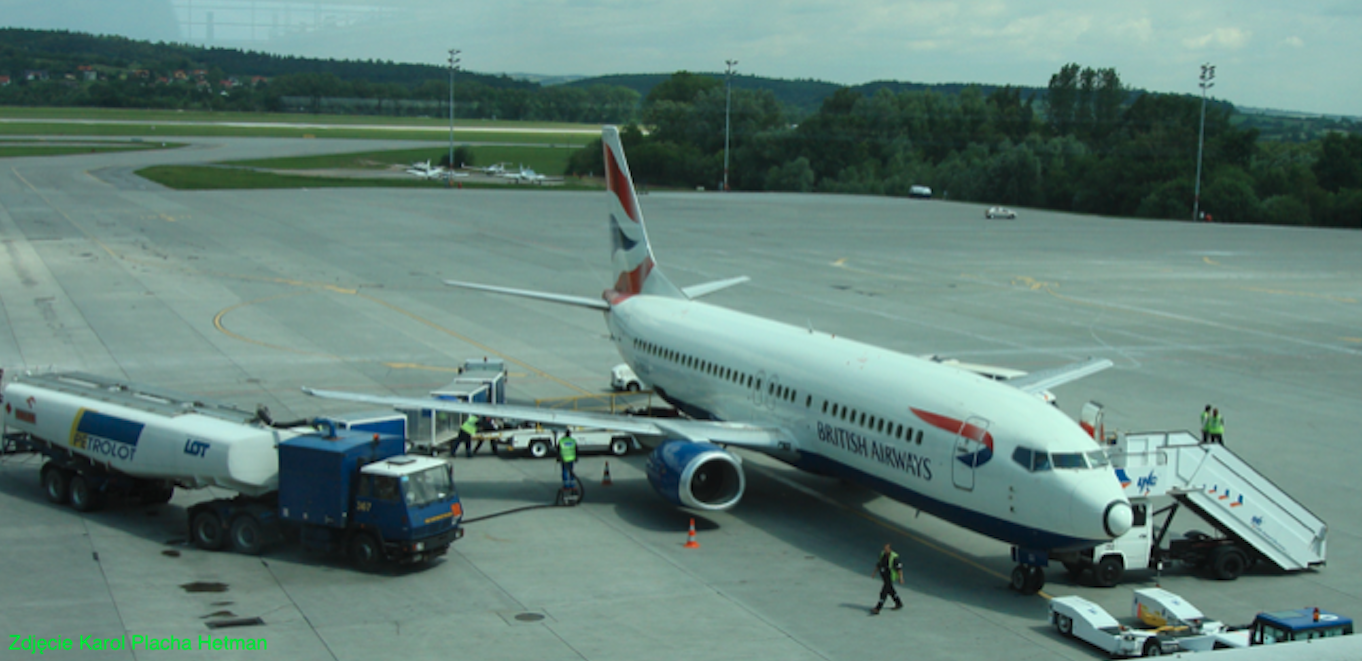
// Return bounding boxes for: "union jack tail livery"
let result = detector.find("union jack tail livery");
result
[603,126,681,302]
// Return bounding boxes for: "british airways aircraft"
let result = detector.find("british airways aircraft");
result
[307,126,1132,593]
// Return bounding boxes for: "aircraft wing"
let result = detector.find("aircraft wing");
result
[302,388,790,450]
[1004,357,1113,394]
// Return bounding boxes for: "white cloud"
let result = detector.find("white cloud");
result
[1281,35,1305,47]
[1183,27,1253,50]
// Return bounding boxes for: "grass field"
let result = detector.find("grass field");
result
[136,164,603,191]
[225,144,578,176]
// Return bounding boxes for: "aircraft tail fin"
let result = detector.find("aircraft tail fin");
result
[603,126,683,301]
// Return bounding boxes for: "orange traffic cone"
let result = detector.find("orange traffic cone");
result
[602,461,613,486]
[683,518,700,549]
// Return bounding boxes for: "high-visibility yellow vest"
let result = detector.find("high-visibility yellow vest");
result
[1201,410,1212,431]
[1208,415,1224,435]
[461,415,479,435]
[559,435,577,462]
[881,550,901,582]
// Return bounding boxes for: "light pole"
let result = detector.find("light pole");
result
[448,48,460,187]
[1192,63,1215,221]
[724,59,737,192]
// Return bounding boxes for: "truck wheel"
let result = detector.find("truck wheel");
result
[609,437,630,456]
[229,516,265,555]
[528,439,550,459]
[626,382,640,392]
[1055,613,1074,637]
[1210,546,1248,581]
[42,466,71,504]
[191,510,227,551]
[1142,638,1163,656]
[69,475,102,512]
[1093,555,1124,588]
[348,533,383,571]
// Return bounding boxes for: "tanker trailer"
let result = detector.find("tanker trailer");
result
[2,372,463,570]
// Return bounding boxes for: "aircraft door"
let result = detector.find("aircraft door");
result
[951,416,992,491]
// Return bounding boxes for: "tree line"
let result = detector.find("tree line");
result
[566,68,1361,229]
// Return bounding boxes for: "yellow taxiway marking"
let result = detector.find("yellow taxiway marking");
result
[1203,256,1221,266]
[1238,287,1356,304]
[1342,337,1362,344]
[832,258,848,267]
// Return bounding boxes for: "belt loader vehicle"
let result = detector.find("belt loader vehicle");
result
[1,372,463,570]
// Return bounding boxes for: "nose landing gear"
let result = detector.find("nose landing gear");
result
[1011,547,1047,594]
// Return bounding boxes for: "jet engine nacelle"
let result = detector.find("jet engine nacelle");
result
[645,440,745,511]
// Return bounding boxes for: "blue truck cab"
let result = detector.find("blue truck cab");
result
[276,431,463,568]
[188,428,463,570]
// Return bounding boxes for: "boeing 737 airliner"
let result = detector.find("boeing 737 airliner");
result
[307,126,1132,593]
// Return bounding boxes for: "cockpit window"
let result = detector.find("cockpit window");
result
[1012,447,1033,470]
[1052,452,1088,469]
[1031,451,1051,472]
[1086,450,1110,469]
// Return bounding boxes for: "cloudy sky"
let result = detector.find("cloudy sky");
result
[4,0,1358,116]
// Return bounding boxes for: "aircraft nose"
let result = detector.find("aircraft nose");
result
[1103,500,1133,538]
[1070,480,1132,540]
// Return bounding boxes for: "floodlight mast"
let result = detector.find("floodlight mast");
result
[448,49,461,186]
[724,59,737,192]
[1193,63,1215,221]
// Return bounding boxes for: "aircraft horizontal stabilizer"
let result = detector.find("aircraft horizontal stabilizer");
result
[444,280,610,310]
[1005,357,1113,394]
[302,387,790,450]
[681,276,750,299]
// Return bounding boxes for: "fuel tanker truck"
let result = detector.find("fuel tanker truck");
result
[1,371,463,570]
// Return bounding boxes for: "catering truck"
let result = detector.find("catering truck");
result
[1,372,463,570]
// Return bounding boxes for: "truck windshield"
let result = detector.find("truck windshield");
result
[402,467,455,508]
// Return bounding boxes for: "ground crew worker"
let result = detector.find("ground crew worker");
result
[870,543,904,615]
[1200,405,1213,444]
[557,432,578,489]
[1208,408,1225,445]
[452,414,479,457]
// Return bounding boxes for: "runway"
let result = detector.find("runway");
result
[1,137,1359,660]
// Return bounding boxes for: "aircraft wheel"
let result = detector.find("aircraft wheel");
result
[191,510,227,551]
[42,465,71,504]
[1026,566,1046,594]
[1093,555,1124,588]
[1062,561,1084,579]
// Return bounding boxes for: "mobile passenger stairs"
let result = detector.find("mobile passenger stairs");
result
[1060,404,1327,587]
